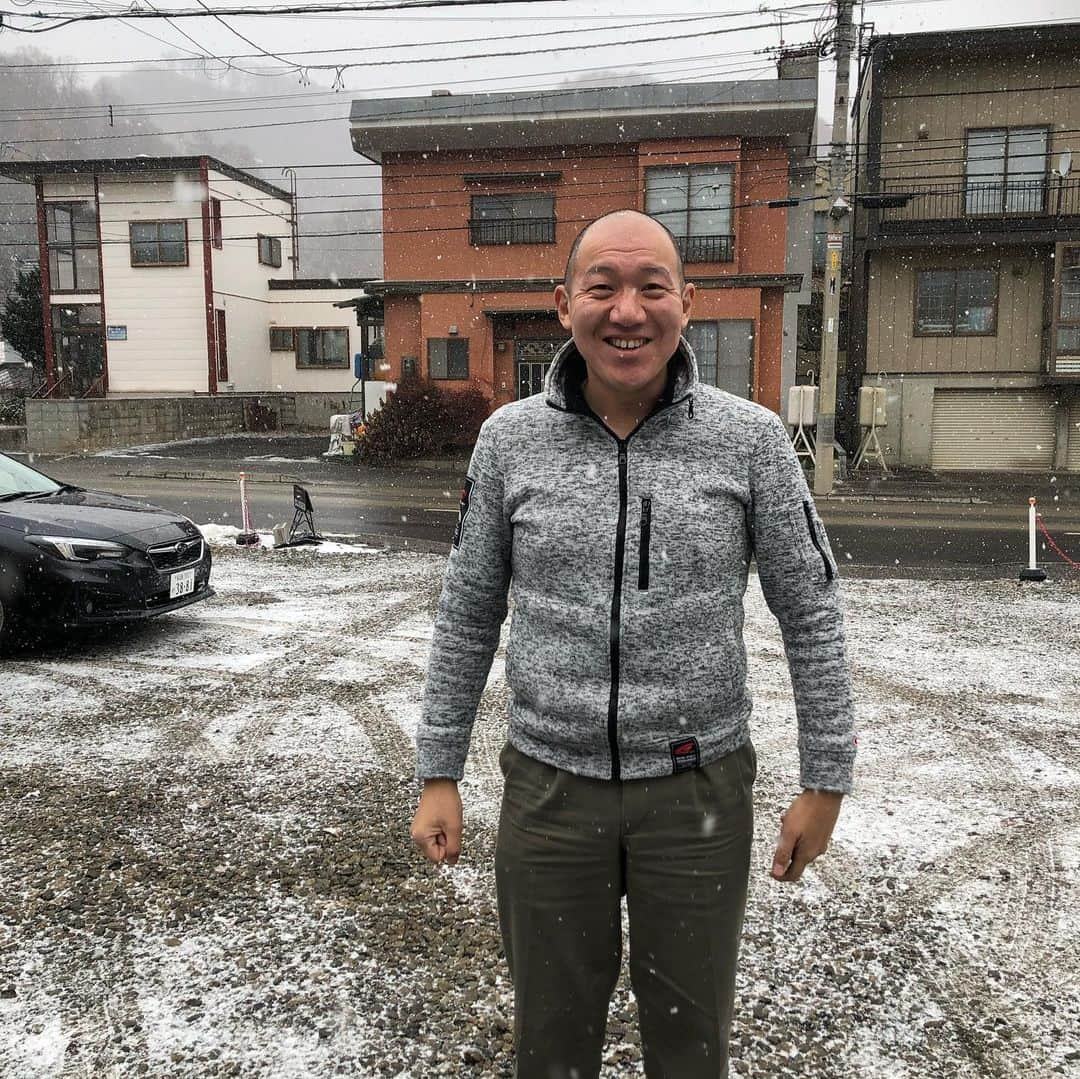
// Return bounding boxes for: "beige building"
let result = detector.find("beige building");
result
[0,157,383,400]
[850,23,1080,470]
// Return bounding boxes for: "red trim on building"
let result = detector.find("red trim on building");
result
[35,177,56,391]
[93,176,110,395]
[199,157,218,394]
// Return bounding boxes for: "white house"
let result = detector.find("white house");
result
[0,156,382,400]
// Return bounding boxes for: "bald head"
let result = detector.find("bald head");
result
[564,209,685,290]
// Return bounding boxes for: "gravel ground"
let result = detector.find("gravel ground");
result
[1,541,1078,1078]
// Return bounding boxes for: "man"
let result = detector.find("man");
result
[411,209,856,1078]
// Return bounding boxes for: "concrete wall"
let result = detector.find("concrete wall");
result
[24,386,392,453]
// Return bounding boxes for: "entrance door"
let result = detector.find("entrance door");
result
[516,339,561,399]
[51,304,104,396]
[215,309,229,382]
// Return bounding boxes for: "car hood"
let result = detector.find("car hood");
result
[0,488,200,550]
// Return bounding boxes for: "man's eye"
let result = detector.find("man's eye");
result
[586,284,613,295]
[642,284,667,295]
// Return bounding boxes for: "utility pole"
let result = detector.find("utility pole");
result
[814,0,855,496]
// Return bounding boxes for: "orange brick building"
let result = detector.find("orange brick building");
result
[349,72,817,415]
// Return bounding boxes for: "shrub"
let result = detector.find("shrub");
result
[358,378,488,465]
[0,393,25,426]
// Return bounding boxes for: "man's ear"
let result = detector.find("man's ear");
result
[680,282,696,328]
[554,284,573,331]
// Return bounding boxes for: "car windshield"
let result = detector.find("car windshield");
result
[0,454,60,499]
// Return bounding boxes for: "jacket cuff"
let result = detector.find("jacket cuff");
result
[415,737,469,782]
[799,751,855,794]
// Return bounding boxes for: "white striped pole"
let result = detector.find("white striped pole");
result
[237,471,259,547]
[1019,497,1047,582]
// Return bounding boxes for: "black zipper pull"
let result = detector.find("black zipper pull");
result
[688,394,695,419]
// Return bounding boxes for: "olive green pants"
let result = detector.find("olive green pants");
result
[495,740,756,1079]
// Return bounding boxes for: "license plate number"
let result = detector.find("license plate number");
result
[170,568,196,599]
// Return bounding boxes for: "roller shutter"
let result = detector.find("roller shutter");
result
[1069,399,1080,471]
[930,389,1056,470]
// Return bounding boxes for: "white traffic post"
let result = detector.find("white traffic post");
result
[237,471,259,547]
[1019,497,1047,582]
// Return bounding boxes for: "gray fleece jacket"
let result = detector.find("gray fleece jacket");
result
[417,338,857,792]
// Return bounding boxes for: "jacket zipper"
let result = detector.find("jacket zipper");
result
[547,391,692,782]
[607,441,629,780]
[803,500,834,581]
[638,497,651,591]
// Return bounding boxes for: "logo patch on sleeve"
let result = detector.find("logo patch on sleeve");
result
[452,476,475,549]
[669,736,700,774]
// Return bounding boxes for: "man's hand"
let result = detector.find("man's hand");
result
[410,779,463,866]
[770,789,844,883]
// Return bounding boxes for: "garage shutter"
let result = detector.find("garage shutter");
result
[1069,399,1080,471]
[930,389,1057,470]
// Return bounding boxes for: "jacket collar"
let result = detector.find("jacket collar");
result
[544,336,700,414]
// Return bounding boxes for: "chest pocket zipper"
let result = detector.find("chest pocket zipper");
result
[639,497,652,590]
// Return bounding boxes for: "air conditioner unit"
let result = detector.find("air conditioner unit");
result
[786,385,817,427]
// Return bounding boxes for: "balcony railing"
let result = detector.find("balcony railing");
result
[469,217,556,246]
[673,233,735,264]
[871,175,1080,228]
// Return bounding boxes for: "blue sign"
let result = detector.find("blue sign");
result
[106,325,127,341]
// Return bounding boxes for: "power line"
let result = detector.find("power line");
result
[0,53,779,123]
[0,20,807,84]
[0,13,746,72]
[2,0,597,34]
[2,58,815,146]
[0,189,841,248]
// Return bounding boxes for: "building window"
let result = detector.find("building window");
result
[645,165,735,263]
[258,234,282,268]
[914,269,998,336]
[45,202,100,292]
[470,194,556,245]
[686,320,753,398]
[965,127,1048,215]
[1051,243,1080,373]
[295,328,348,369]
[211,198,223,249]
[129,220,187,266]
[269,326,295,351]
[428,338,469,379]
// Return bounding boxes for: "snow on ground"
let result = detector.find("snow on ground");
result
[0,548,1078,1078]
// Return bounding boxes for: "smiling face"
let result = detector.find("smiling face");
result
[554,212,694,408]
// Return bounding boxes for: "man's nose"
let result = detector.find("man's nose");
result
[609,288,646,325]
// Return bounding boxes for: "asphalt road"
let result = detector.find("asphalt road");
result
[32,458,1080,573]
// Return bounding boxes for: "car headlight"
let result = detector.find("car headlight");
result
[26,535,129,562]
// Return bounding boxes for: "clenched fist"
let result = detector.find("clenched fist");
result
[410,779,463,866]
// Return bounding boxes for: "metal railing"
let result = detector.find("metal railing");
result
[469,217,556,246]
[874,175,1080,225]
[673,234,735,263]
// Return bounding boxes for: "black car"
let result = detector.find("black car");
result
[0,451,213,649]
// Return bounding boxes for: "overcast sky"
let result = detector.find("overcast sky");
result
[1,0,1076,111]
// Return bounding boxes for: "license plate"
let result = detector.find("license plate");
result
[170,568,196,599]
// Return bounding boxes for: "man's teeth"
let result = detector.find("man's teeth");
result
[610,338,646,349]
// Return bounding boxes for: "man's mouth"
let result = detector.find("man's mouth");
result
[605,337,649,352]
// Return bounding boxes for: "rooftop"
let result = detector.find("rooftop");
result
[349,79,817,162]
[0,155,292,203]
